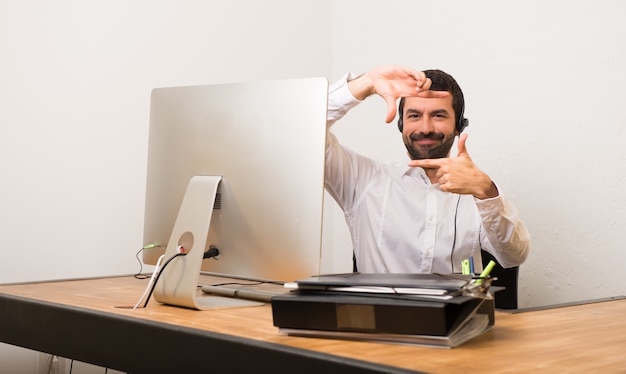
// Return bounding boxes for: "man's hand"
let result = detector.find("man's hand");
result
[408,134,499,199]
[347,65,449,123]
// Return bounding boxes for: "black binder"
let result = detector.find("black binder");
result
[271,273,494,348]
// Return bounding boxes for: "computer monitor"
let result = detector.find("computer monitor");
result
[142,77,328,309]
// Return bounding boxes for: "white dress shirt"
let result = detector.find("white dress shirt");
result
[325,74,531,274]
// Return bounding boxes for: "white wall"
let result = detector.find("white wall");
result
[1,0,332,284]
[327,0,626,308]
[0,0,331,371]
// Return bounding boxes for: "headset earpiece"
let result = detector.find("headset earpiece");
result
[455,101,469,133]
[457,117,469,133]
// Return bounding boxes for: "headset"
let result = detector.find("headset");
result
[397,98,469,134]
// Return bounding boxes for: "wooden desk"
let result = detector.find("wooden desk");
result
[1,275,625,373]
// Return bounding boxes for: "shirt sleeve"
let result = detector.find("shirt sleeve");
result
[327,72,361,127]
[324,73,378,212]
[475,191,531,268]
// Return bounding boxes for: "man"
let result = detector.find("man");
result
[325,65,530,274]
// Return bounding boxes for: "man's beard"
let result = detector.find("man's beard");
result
[404,132,456,160]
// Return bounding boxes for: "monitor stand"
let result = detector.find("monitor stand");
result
[153,175,262,310]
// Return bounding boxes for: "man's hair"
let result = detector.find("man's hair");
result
[398,69,466,132]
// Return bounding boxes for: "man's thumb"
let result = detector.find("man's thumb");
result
[385,97,398,123]
[457,133,469,156]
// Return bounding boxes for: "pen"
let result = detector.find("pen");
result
[201,285,276,302]
[469,256,475,275]
[475,260,496,285]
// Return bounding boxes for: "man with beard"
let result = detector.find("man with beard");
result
[325,65,530,274]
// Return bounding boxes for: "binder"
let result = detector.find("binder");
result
[271,273,494,348]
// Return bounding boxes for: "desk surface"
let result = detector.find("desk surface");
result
[1,275,625,373]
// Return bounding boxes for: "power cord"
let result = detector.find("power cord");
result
[134,246,222,308]
[132,253,166,309]
[141,251,187,308]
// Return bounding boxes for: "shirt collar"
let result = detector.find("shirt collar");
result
[400,154,432,186]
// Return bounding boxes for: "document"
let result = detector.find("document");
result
[286,273,469,297]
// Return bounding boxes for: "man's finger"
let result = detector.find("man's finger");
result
[457,133,469,156]
[419,77,432,90]
[384,96,398,123]
[416,90,450,98]
[408,159,444,169]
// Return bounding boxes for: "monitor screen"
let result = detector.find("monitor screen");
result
[142,78,328,298]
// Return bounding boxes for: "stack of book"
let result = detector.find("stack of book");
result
[271,273,494,348]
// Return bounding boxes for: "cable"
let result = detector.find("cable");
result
[46,355,56,373]
[133,254,165,309]
[142,252,187,308]
[209,281,265,287]
[133,248,150,279]
[134,246,222,308]
[203,246,219,259]
[134,244,163,279]
[449,194,462,272]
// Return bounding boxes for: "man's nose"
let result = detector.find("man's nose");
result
[415,117,435,133]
